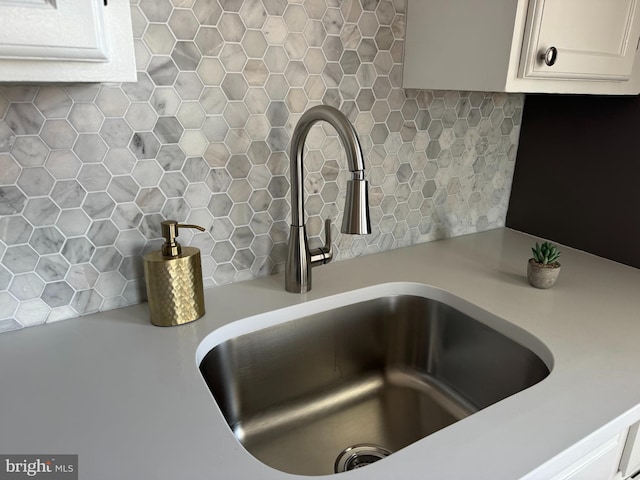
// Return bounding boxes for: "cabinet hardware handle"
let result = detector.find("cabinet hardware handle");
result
[541,46,558,66]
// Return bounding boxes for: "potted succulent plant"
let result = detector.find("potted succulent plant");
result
[527,241,562,289]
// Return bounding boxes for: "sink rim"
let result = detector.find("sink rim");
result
[196,281,554,372]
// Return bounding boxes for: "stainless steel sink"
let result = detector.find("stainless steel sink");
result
[198,289,550,476]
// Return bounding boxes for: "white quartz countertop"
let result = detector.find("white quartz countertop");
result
[2,228,640,479]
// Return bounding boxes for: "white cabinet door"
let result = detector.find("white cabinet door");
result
[0,0,135,82]
[521,0,640,81]
[550,434,624,480]
[0,0,107,62]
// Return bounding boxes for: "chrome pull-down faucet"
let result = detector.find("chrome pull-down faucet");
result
[285,105,371,293]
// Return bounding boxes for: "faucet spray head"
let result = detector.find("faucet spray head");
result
[341,174,371,235]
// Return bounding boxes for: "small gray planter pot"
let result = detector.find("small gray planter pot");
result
[527,258,561,289]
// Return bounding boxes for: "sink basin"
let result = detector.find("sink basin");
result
[197,283,551,476]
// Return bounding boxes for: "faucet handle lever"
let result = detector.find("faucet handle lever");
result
[310,218,334,266]
[322,218,333,263]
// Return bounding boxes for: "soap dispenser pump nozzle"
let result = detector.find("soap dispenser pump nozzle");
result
[160,220,206,257]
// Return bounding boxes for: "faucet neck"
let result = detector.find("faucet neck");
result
[289,105,366,227]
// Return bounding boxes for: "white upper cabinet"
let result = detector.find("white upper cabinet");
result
[0,0,135,83]
[402,0,640,94]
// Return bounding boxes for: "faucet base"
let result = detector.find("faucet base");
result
[285,222,334,293]
[285,225,312,293]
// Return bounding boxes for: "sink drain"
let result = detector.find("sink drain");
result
[334,444,392,473]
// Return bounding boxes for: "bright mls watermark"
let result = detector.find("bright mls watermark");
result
[0,456,77,480]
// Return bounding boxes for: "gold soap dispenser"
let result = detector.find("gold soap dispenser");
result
[143,220,206,326]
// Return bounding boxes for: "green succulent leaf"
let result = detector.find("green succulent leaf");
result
[531,241,561,265]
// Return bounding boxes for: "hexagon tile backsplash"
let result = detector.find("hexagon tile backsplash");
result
[0,0,524,333]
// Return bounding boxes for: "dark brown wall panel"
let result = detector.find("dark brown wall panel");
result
[506,94,640,269]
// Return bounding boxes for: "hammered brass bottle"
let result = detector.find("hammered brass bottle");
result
[143,220,206,326]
